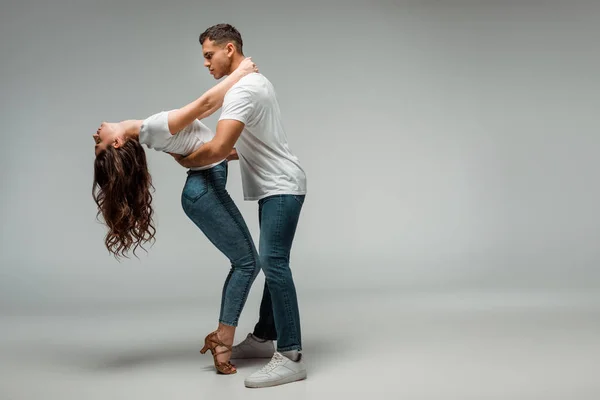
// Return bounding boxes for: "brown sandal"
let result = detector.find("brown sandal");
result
[200,331,237,374]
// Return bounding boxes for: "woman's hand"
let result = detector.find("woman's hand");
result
[167,57,259,132]
[236,57,258,76]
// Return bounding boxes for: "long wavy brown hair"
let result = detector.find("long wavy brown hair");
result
[92,139,156,260]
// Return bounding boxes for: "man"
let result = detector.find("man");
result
[172,23,308,388]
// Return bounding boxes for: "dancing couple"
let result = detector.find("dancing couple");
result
[92,24,307,388]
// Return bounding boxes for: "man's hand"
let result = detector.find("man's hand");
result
[167,120,245,169]
[168,152,190,168]
[226,148,239,161]
[169,147,238,167]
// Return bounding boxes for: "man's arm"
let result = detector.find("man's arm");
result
[166,58,256,134]
[172,120,245,168]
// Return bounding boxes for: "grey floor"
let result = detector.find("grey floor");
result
[2,288,599,400]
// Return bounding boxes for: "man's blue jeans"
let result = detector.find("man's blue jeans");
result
[180,160,260,326]
[252,194,306,352]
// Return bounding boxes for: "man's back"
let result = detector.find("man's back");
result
[219,73,307,201]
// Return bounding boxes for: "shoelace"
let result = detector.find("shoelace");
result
[257,352,284,373]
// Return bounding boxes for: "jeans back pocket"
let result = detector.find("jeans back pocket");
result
[182,173,209,203]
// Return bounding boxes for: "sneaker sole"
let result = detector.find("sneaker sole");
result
[244,370,307,388]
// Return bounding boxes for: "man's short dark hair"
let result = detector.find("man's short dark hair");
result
[199,23,244,55]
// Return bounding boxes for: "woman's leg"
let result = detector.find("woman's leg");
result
[180,161,260,369]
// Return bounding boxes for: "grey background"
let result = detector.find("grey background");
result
[1,0,599,311]
[2,1,600,399]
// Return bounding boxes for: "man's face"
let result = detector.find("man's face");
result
[202,39,232,79]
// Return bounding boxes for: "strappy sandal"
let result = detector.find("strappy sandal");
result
[200,331,237,374]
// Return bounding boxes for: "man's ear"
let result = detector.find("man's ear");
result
[226,42,236,57]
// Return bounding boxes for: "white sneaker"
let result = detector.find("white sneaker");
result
[244,352,307,388]
[231,333,275,359]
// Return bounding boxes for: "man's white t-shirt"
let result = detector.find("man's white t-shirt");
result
[139,110,224,170]
[218,73,307,201]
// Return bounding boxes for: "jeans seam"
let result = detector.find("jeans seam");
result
[220,269,233,321]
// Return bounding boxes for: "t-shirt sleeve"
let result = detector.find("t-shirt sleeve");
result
[139,111,172,151]
[218,86,255,125]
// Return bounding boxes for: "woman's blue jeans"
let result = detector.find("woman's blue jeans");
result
[180,160,260,326]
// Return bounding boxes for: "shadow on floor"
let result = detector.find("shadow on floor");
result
[50,336,349,375]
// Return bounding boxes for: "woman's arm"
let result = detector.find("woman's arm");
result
[167,57,257,135]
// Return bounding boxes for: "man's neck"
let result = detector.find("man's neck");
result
[227,54,246,75]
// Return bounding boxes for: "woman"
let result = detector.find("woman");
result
[92,57,259,375]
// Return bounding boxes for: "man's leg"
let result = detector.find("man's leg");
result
[244,194,307,388]
[251,201,277,341]
[252,281,277,340]
[257,194,304,352]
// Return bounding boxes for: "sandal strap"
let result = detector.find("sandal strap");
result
[205,331,234,356]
